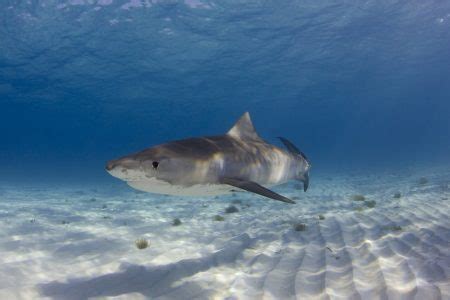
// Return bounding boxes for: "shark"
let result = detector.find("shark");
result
[106,112,310,204]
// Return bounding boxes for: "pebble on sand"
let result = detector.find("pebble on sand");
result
[135,239,149,249]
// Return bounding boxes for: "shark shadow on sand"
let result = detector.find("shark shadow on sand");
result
[38,234,251,300]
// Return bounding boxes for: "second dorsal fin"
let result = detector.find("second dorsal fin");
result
[227,112,261,140]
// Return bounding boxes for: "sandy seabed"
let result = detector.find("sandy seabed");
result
[0,167,449,300]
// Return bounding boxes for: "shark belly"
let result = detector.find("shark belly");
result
[126,178,234,196]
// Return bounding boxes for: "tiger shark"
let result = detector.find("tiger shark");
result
[106,112,310,204]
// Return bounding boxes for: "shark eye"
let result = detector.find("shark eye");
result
[152,161,159,169]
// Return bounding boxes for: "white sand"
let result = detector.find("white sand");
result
[0,167,449,299]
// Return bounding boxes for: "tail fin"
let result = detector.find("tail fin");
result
[278,137,310,165]
[299,172,309,192]
[278,137,310,192]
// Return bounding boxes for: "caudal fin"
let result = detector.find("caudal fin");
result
[301,172,309,192]
[278,137,310,164]
[278,137,310,192]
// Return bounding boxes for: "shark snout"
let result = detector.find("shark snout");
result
[105,156,149,181]
[106,157,141,173]
[105,160,116,171]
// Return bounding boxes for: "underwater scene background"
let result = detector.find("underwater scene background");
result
[1,1,450,299]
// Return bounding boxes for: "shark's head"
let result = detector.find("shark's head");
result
[105,142,212,186]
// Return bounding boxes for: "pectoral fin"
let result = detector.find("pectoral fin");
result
[221,178,295,204]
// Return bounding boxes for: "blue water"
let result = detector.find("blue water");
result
[2,3,450,298]
[1,0,450,184]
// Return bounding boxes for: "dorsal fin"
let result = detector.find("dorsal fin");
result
[227,112,261,140]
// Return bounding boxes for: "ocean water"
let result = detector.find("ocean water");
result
[1,1,450,299]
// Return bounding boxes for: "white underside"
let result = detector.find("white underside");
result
[126,179,235,196]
